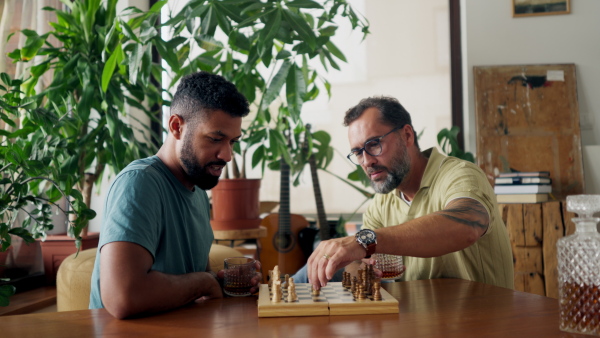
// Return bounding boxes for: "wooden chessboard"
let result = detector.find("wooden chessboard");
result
[257,282,399,317]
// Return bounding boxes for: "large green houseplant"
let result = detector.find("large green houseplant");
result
[0,73,94,306]
[160,0,369,229]
[164,0,368,177]
[8,0,172,238]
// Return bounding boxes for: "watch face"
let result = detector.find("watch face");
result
[358,229,376,245]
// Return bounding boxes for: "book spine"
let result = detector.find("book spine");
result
[494,177,552,185]
[497,171,550,178]
[494,184,552,194]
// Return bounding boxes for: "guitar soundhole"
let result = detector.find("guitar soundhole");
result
[272,231,296,253]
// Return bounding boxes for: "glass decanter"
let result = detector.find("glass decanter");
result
[557,194,600,336]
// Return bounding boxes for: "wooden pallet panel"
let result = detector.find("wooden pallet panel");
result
[474,64,584,200]
[513,247,543,275]
[542,201,564,299]
[514,272,545,297]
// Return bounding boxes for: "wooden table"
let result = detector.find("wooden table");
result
[0,279,579,337]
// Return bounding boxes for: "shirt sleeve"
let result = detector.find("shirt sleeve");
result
[434,159,497,233]
[99,169,162,259]
[362,194,385,230]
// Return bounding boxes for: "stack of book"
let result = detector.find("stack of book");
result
[494,171,552,203]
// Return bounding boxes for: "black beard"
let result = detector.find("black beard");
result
[180,135,226,190]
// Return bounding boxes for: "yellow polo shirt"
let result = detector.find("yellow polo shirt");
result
[363,148,514,289]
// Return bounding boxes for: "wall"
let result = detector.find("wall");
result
[462,0,600,193]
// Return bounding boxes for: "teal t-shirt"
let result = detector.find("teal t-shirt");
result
[89,156,214,309]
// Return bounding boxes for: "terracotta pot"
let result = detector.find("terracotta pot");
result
[38,232,100,284]
[210,179,261,230]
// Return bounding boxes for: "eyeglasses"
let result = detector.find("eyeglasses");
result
[347,126,401,165]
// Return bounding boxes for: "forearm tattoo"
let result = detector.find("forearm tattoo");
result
[436,198,490,231]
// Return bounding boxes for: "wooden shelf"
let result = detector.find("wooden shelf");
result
[0,286,56,316]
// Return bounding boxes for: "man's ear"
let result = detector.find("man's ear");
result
[403,124,415,147]
[168,114,184,140]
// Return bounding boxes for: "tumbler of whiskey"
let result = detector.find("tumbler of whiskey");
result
[372,254,404,280]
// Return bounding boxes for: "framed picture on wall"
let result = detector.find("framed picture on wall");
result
[512,0,571,17]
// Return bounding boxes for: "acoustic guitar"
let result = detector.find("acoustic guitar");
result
[260,155,309,279]
[298,124,333,257]
[306,124,332,242]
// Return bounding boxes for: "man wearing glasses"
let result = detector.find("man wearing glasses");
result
[306,96,513,290]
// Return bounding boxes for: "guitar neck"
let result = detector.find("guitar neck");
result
[279,158,291,235]
[309,155,330,240]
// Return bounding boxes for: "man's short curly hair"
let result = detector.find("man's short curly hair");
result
[171,72,249,126]
[343,96,419,149]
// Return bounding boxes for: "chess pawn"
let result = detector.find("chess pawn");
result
[284,274,290,287]
[358,285,366,301]
[311,285,320,297]
[373,288,382,301]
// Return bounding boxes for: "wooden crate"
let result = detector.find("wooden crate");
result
[498,200,576,298]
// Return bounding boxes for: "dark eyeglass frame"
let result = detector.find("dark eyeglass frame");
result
[346,126,402,165]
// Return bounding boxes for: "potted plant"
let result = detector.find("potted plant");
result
[160,0,369,230]
[6,0,176,280]
[0,73,94,306]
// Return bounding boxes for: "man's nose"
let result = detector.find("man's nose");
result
[217,144,234,162]
[362,151,378,168]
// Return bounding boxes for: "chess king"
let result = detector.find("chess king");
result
[302,96,513,290]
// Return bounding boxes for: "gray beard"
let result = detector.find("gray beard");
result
[370,149,411,194]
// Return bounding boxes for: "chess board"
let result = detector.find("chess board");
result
[257,282,399,317]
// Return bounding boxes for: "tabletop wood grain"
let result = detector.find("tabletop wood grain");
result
[0,279,582,337]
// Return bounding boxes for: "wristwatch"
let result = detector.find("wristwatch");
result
[355,229,377,258]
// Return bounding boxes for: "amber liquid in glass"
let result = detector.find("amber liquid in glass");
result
[559,282,600,335]
[381,271,402,279]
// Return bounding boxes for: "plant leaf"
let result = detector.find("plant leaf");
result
[101,43,123,92]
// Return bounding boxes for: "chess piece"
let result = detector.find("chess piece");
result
[284,274,290,287]
[272,280,282,303]
[311,285,320,297]
[287,284,295,302]
[373,282,382,301]
[358,284,366,301]
[273,266,280,283]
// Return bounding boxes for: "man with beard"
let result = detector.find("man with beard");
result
[89,72,260,318]
[306,96,513,290]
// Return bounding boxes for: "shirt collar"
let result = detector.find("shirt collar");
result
[418,147,447,189]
